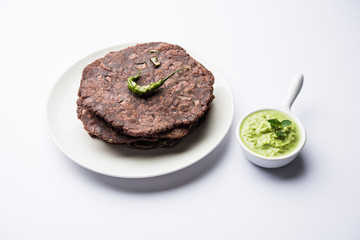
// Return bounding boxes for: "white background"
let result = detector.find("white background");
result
[1,0,360,239]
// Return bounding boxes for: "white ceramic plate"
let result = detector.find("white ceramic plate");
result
[46,43,234,178]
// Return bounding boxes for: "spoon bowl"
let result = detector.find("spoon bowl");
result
[236,74,307,168]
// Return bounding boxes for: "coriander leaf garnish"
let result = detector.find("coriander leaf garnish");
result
[268,118,292,138]
[281,120,292,127]
[268,119,281,128]
[276,130,285,137]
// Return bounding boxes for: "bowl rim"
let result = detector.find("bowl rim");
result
[236,108,307,161]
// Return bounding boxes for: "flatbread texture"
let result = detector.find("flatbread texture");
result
[77,42,214,149]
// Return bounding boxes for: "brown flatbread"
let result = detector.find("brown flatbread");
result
[77,42,214,137]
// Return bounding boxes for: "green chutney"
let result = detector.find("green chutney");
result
[240,110,300,157]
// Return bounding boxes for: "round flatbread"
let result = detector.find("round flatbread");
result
[77,42,214,137]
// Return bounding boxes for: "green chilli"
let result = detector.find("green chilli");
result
[127,67,188,97]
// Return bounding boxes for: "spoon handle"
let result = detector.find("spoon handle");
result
[282,74,304,111]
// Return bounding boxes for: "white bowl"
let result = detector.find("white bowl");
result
[236,108,306,168]
[236,74,307,168]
